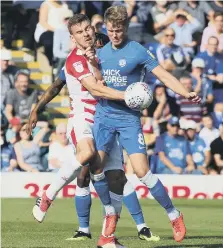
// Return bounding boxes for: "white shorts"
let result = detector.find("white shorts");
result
[67,114,124,172]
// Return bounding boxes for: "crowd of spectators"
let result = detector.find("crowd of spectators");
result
[1,1,223,175]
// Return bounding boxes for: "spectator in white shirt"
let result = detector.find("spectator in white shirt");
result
[48,122,74,172]
[53,9,73,75]
[199,115,220,149]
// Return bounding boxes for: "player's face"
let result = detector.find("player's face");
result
[106,21,127,47]
[70,21,95,49]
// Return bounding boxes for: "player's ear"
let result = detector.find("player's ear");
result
[70,34,76,43]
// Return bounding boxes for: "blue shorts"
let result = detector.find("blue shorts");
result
[93,114,147,155]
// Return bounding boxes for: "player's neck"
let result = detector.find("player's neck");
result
[76,44,85,53]
[111,37,128,50]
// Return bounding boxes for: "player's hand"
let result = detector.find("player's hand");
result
[186,92,201,104]
[172,166,183,174]
[84,47,96,65]
[26,111,38,136]
[97,80,106,86]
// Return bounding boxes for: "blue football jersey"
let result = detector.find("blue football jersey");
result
[96,40,159,119]
[189,136,207,167]
[155,133,191,172]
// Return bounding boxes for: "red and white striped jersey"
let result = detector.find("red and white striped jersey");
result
[64,48,97,123]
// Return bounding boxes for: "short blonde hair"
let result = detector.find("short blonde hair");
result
[104,5,129,28]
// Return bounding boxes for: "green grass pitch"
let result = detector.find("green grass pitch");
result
[1,199,223,248]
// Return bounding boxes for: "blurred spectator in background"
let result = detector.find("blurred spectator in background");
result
[14,124,42,172]
[210,123,223,174]
[6,117,22,145]
[155,117,198,174]
[199,115,220,149]
[209,0,223,13]
[213,56,223,106]
[185,120,210,175]
[170,9,200,58]
[176,76,204,123]
[5,70,38,122]
[150,0,176,35]
[135,1,154,37]
[2,1,41,50]
[200,12,223,53]
[53,8,73,75]
[196,36,222,79]
[190,58,214,106]
[64,0,85,15]
[48,123,74,172]
[157,28,188,78]
[91,14,104,33]
[178,0,214,32]
[84,1,112,20]
[34,0,71,65]
[146,84,179,134]
[1,50,18,108]
[1,126,18,172]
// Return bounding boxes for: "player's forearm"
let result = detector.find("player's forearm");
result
[34,78,65,113]
[88,84,124,100]
[153,66,189,98]
[91,63,103,81]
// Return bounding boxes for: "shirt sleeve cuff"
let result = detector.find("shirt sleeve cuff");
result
[78,73,93,81]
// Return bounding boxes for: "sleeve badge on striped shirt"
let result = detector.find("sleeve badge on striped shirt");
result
[73,61,84,73]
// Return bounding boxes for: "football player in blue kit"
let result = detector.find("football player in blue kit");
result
[86,5,201,243]
[27,31,160,245]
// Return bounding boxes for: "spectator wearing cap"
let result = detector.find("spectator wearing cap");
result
[48,123,74,172]
[178,1,214,32]
[210,123,223,174]
[5,117,22,145]
[157,28,188,77]
[14,124,42,172]
[5,70,38,122]
[155,116,196,174]
[170,9,200,57]
[185,120,210,175]
[176,76,205,123]
[200,13,223,53]
[53,8,73,75]
[199,115,220,149]
[1,50,18,108]
[1,126,18,172]
[190,58,214,105]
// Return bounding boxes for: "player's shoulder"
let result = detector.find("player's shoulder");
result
[129,40,156,59]
[98,41,111,54]
[128,40,145,50]
[66,48,86,65]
